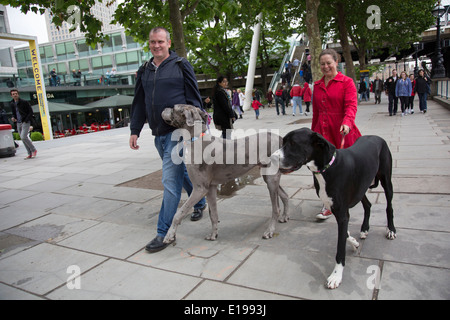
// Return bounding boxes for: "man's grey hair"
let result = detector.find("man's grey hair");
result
[149,27,171,41]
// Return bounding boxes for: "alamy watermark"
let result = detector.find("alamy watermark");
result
[366,264,382,290]
[169,125,281,176]
[66,265,81,290]
[367,5,381,30]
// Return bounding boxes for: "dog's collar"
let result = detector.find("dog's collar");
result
[311,151,337,174]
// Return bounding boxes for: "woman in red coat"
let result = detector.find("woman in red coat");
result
[312,48,362,219]
[302,82,312,116]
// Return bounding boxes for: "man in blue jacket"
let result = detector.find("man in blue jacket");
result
[129,27,207,253]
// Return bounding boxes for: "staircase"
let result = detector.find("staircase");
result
[269,35,309,92]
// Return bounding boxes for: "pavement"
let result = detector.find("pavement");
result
[0,94,449,301]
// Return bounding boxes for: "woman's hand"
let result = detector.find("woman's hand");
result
[340,124,350,136]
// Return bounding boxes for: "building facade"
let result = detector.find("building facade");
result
[44,1,119,42]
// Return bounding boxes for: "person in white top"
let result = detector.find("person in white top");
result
[238,89,245,116]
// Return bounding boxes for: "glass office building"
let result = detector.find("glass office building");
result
[0,28,151,133]
[13,28,151,88]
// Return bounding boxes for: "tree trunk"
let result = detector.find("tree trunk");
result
[335,1,356,83]
[305,0,322,83]
[168,0,187,58]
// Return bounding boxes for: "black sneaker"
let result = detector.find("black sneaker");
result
[190,204,207,221]
[145,235,175,253]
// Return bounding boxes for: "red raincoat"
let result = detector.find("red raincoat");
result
[312,72,361,149]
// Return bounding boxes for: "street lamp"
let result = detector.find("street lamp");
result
[432,0,446,79]
[414,42,420,77]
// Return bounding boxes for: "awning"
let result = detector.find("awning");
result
[31,102,95,113]
[83,94,133,108]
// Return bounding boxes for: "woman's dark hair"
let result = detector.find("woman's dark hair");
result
[212,75,227,96]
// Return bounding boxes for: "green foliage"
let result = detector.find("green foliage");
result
[12,132,20,140]
[30,131,44,141]
[1,0,438,79]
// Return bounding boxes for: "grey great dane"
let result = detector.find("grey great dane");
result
[161,104,289,244]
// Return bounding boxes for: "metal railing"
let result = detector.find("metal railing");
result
[269,35,309,92]
[436,79,450,99]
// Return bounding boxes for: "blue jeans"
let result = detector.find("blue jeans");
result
[154,132,206,237]
[292,96,302,114]
[418,92,428,111]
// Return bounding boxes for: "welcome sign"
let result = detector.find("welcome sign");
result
[29,40,52,140]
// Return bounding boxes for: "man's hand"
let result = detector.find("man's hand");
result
[129,135,140,150]
[11,117,17,122]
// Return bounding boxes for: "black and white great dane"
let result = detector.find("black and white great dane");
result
[271,128,397,289]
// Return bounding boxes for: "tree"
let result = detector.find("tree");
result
[113,0,203,58]
[338,0,436,70]
[305,0,322,83]
[334,0,356,82]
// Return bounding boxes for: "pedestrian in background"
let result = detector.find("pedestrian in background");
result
[395,71,412,117]
[274,84,286,116]
[373,75,383,104]
[302,82,312,116]
[266,88,274,108]
[385,69,398,116]
[10,89,37,159]
[238,89,245,116]
[359,78,367,102]
[407,74,416,114]
[290,80,303,116]
[212,76,235,139]
[231,88,243,119]
[252,97,263,119]
[414,69,431,114]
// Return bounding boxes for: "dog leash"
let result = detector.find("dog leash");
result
[340,134,345,149]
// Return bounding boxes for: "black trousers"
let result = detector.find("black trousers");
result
[388,93,398,115]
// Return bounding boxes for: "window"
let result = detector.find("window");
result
[125,35,138,49]
[91,55,113,74]
[101,32,123,53]
[16,50,31,67]
[77,39,96,57]
[112,33,123,51]
[114,50,140,72]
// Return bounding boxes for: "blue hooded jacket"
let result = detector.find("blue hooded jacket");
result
[395,77,412,97]
[130,51,203,137]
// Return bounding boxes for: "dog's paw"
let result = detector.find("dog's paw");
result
[262,231,273,239]
[205,232,218,241]
[278,215,289,223]
[163,229,176,244]
[326,263,344,289]
[360,231,369,239]
[386,230,397,240]
[347,234,360,250]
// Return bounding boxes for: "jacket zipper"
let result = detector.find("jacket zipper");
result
[151,66,158,136]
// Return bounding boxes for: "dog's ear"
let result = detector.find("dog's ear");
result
[311,132,328,149]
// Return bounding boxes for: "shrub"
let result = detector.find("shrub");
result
[30,132,44,141]
[13,132,20,140]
